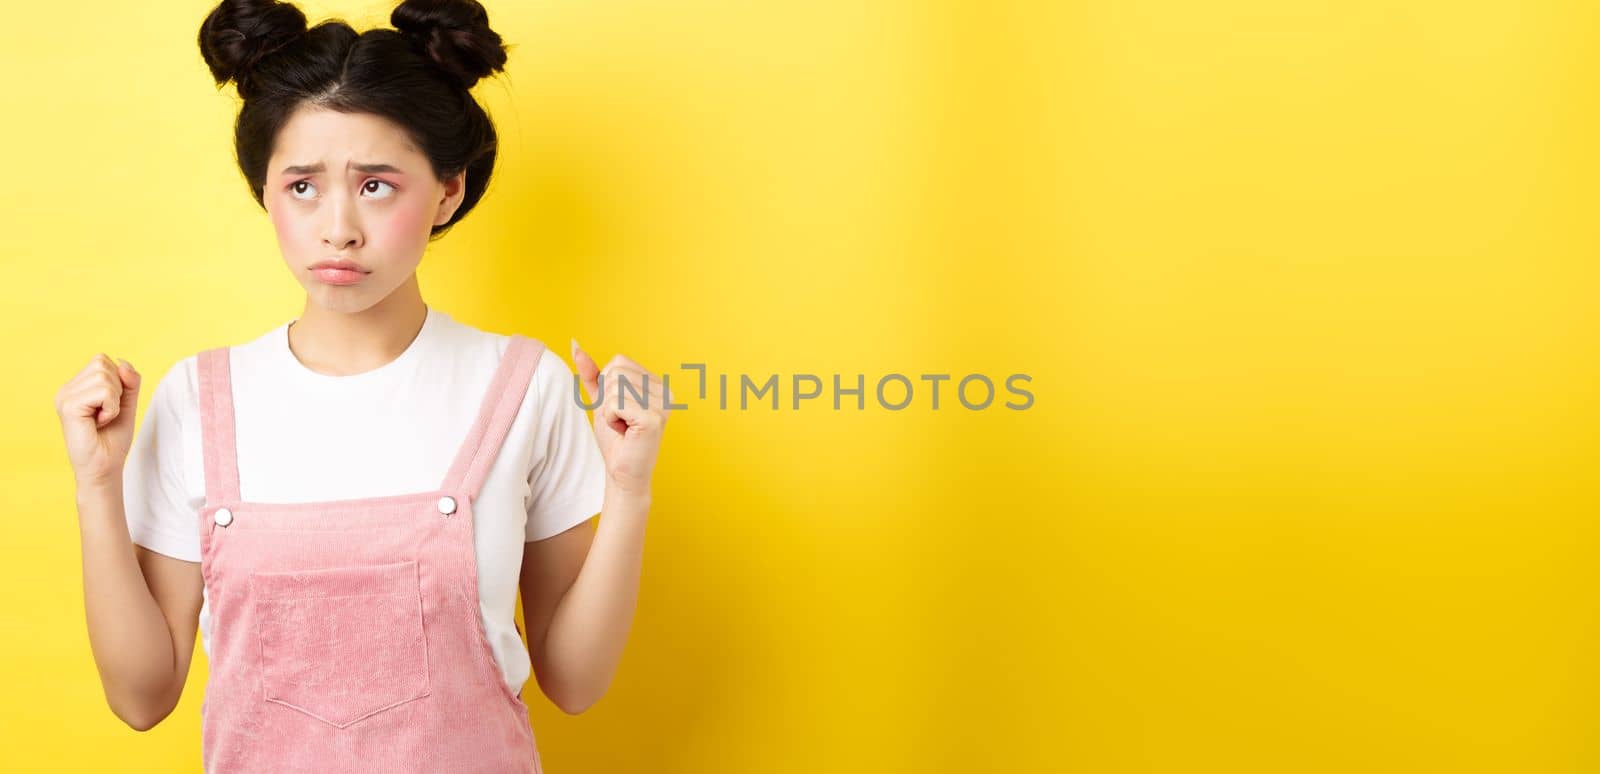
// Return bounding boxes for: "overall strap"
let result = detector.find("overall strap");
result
[441,335,547,501]
[196,347,243,504]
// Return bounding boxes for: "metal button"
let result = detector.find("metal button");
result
[437,496,457,515]
[213,507,234,527]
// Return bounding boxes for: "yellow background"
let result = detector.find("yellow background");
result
[1,0,1592,771]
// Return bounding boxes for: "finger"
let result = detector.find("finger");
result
[594,390,628,436]
[606,353,646,373]
[60,383,109,423]
[93,366,123,428]
[599,367,670,409]
[608,401,666,435]
[599,364,650,389]
[63,379,119,429]
[597,362,667,391]
[76,354,106,378]
[117,359,141,412]
[570,338,601,403]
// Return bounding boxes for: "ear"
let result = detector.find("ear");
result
[433,171,468,227]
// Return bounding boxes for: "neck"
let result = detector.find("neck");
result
[288,281,429,377]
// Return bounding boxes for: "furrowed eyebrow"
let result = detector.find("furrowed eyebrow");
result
[279,162,405,176]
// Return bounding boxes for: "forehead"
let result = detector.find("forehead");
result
[268,106,425,172]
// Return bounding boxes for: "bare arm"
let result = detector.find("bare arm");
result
[57,355,203,731]
[78,481,204,731]
[521,342,666,714]
[519,488,649,715]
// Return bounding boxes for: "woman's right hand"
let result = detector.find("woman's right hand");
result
[56,354,142,489]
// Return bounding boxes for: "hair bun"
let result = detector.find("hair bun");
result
[198,0,308,98]
[392,0,508,89]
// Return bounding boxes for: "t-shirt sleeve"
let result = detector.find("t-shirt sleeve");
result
[524,348,608,542]
[121,358,204,562]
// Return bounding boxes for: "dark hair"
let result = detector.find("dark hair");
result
[197,0,510,237]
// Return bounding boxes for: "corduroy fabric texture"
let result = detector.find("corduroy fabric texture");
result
[194,334,549,773]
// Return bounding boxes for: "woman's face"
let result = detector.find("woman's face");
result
[262,106,465,313]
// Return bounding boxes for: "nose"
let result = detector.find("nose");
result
[320,193,363,251]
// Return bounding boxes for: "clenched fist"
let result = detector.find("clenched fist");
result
[570,339,671,499]
[56,354,142,489]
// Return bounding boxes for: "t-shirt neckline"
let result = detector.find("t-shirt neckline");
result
[275,305,440,385]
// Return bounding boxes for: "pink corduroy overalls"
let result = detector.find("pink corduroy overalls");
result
[193,333,550,774]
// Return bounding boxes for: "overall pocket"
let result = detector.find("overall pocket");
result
[251,559,431,728]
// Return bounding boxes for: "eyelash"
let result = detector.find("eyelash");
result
[288,179,397,200]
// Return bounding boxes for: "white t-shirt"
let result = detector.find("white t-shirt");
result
[121,305,608,698]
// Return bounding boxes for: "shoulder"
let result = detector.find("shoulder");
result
[146,354,202,422]
[516,340,578,412]
[453,318,573,392]
[156,322,285,417]
[439,313,574,399]
[146,333,257,421]
[493,335,581,426]
[531,343,573,386]
[502,338,577,414]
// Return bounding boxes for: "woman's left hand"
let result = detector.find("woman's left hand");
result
[570,339,671,499]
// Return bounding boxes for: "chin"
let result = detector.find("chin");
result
[305,283,379,313]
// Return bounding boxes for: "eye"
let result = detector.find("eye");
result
[362,179,397,199]
[289,180,317,200]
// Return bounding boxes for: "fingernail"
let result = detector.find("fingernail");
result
[570,338,582,357]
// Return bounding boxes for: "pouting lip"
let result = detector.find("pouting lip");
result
[310,259,370,273]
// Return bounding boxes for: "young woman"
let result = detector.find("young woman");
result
[53,0,669,770]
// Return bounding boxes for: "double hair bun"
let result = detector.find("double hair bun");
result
[199,0,506,97]
[391,0,509,89]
